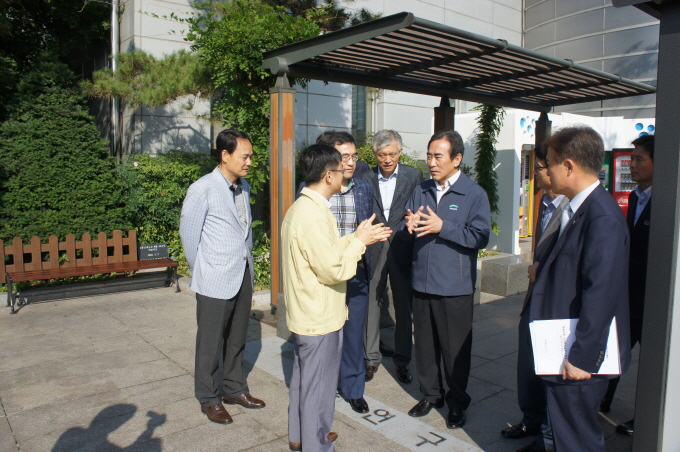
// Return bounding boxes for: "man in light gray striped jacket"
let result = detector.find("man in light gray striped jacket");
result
[180,129,265,425]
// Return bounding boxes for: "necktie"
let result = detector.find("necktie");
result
[559,205,573,236]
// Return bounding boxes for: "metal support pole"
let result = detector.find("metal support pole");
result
[269,75,296,309]
[111,0,120,162]
[434,97,455,131]
[633,3,680,451]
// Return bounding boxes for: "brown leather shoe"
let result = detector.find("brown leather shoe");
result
[223,392,266,409]
[289,432,337,451]
[201,403,233,424]
[365,365,377,382]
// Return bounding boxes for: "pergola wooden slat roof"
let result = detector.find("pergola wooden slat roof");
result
[262,12,656,112]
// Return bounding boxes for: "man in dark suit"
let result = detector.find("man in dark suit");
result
[404,130,491,429]
[600,134,654,436]
[360,129,423,384]
[503,145,567,448]
[524,126,631,452]
[307,131,375,414]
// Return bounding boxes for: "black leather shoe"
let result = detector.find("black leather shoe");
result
[396,365,412,383]
[379,341,394,357]
[446,409,466,429]
[348,397,369,414]
[365,365,377,382]
[408,399,444,417]
[599,400,611,413]
[616,419,634,435]
[501,422,540,439]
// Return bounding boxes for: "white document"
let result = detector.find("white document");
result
[529,317,620,376]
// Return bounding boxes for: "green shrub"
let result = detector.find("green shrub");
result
[0,61,131,243]
[119,151,215,274]
[252,222,271,291]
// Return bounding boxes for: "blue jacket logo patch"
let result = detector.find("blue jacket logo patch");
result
[449,204,459,210]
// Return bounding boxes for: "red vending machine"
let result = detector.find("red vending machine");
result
[611,149,634,217]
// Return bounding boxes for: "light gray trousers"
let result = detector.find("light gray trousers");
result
[289,330,343,452]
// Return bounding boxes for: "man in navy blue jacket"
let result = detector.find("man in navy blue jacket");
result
[404,130,491,429]
[523,126,631,452]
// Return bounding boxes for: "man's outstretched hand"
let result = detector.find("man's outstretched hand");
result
[355,213,392,246]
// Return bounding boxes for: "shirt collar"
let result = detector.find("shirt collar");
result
[635,184,652,199]
[338,178,354,195]
[307,188,332,208]
[569,180,601,214]
[436,170,462,191]
[379,164,399,181]
[223,174,242,190]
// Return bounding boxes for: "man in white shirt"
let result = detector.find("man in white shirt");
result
[523,126,631,452]
[503,145,567,450]
[602,134,654,436]
[360,130,423,384]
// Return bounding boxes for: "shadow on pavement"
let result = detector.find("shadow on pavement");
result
[51,404,166,452]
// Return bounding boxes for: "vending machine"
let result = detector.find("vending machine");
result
[519,147,534,237]
[611,149,634,217]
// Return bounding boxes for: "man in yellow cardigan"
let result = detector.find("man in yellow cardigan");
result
[283,144,391,452]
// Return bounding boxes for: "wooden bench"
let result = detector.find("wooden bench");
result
[2,230,179,314]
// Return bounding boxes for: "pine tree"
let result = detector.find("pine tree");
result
[0,59,131,242]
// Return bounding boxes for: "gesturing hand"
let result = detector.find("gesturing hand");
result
[405,207,423,234]
[355,213,392,246]
[414,206,443,237]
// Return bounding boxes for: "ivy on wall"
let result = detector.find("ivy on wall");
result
[473,104,505,232]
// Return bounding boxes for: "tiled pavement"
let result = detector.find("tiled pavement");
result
[0,287,638,451]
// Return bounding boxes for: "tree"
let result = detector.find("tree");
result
[83,0,381,197]
[0,0,111,120]
[0,59,131,242]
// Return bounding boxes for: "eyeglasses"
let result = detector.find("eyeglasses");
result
[534,164,548,171]
[342,155,359,162]
[328,168,346,174]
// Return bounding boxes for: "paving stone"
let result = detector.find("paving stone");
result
[470,360,518,392]
[1,359,186,414]
[0,344,166,392]
[0,287,644,452]
[0,332,147,372]
[139,415,278,452]
[8,375,193,442]
[471,328,519,361]
[0,409,19,452]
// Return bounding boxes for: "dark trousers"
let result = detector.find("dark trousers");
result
[194,266,253,406]
[602,317,643,406]
[540,380,609,452]
[340,262,369,399]
[517,307,547,430]
[365,244,413,367]
[413,291,473,411]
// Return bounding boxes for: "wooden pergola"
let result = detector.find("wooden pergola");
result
[262,11,656,307]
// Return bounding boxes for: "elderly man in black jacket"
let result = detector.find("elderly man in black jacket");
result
[360,129,424,384]
[404,130,491,429]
